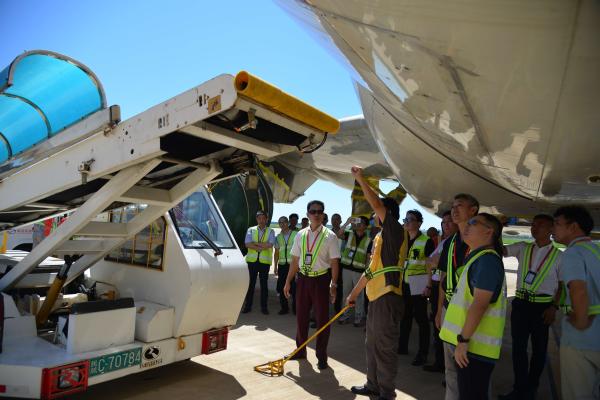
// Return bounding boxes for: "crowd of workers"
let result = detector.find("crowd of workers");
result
[241,166,600,400]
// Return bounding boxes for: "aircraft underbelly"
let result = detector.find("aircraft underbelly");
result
[281,0,600,215]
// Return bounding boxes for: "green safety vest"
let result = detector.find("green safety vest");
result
[515,243,559,303]
[404,233,429,278]
[445,233,467,302]
[276,230,298,266]
[340,231,371,270]
[439,249,507,360]
[245,226,273,265]
[561,241,600,316]
[299,227,331,277]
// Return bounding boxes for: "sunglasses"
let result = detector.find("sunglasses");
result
[403,218,418,223]
[308,209,324,215]
[467,217,492,229]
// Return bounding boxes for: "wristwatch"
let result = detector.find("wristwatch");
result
[457,334,470,343]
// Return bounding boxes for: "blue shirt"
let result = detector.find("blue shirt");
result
[467,250,505,303]
[244,226,276,246]
[559,238,600,351]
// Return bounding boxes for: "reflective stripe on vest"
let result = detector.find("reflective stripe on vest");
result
[439,249,507,359]
[340,231,371,269]
[245,226,273,264]
[405,233,429,277]
[515,243,559,303]
[445,234,467,302]
[276,230,297,265]
[561,241,600,316]
[299,227,330,277]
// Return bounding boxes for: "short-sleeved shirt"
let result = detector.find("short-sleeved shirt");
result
[466,249,505,303]
[505,241,561,296]
[559,238,600,351]
[244,226,276,246]
[291,225,341,274]
[438,232,469,293]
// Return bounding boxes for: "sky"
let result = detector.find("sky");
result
[1,0,440,230]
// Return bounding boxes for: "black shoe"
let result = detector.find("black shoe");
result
[278,309,289,315]
[310,321,317,328]
[261,309,269,315]
[350,385,379,396]
[241,307,251,314]
[285,353,306,360]
[317,360,328,370]
[397,348,408,355]
[423,364,444,373]
[411,355,426,366]
[353,320,366,327]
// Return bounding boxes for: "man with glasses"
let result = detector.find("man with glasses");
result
[398,210,436,366]
[434,193,479,400]
[283,200,340,370]
[338,216,372,327]
[552,206,600,400]
[499,214,562,400]
[346,166,408,400]
[243,210,276,315]
[274,216,298,315]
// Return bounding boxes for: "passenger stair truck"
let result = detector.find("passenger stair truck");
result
[0,51,339,399]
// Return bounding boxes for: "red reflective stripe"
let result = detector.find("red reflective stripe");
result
[306,227,322,254]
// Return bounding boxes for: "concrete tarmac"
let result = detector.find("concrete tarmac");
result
[76,258,561,399]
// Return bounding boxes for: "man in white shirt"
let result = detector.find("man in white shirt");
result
[499,214,562,400]
[284,200,340,370]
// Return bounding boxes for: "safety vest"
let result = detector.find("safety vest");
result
[439,249,507,359]
[245,226,273,265]
[276,230,297,265]
[561,241,600,316]
[515,243,559,303]
[445,233,468,302]
[364,230,409,301]
[340,231,371,270]
[404,232,429,277]
[299,227,331,277]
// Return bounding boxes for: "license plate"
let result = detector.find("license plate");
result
[89,348,142,377]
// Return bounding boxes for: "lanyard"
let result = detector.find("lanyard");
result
[282,231,291,264]
[528,245,552,274]
[307,227,322,254]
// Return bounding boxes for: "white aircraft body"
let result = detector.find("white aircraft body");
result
[278,0,600,224]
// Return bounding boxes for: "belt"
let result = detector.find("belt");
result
[515,289,553,303]
[299,267,329,277]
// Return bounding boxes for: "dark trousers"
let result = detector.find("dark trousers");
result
[399,283,430,357]
[365,292,404,399]
[244,261,270,311]
[510,298,551,394]
[295,273,331,362]
[334,269,344,313]
[456,357,495,400]
[430,281,444,367]
[276,264,296,312]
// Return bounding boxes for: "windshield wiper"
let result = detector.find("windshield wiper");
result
[170,210,223,256]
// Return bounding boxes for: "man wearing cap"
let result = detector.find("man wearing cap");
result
[284,200,340,370]
[242,210,276,315]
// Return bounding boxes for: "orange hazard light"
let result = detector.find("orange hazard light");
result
[201,327,228,354]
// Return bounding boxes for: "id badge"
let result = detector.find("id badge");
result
[524,271,536,284]
[304,253,312,266]
[348,250,355,258]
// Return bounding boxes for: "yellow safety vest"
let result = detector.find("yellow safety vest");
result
[276,230,297,266]
[515,243,559,303]
[299,227,331,277]
[340,231,371,270]
[404,233,429,278]
[245,226,273,265]
[364,230,409,301]
[439,249,507,359]
[561,241,600,316]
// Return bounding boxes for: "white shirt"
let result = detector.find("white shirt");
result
[291,225,340,273]
[505,241,561,296]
